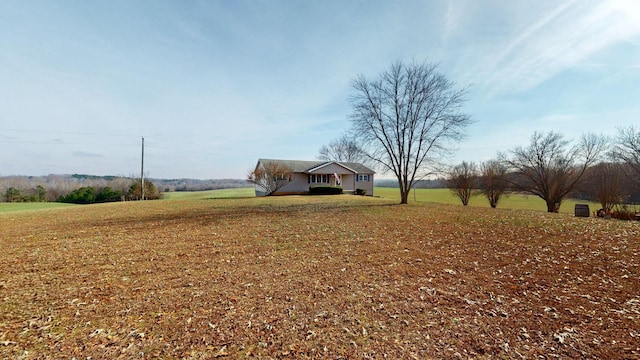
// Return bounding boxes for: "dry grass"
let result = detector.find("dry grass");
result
[1,195,638,359]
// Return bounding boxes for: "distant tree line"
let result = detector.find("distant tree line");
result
[0,175,248,204]
[1,175,160,204]
[1,175,126,203]
[156,178,248,192]
[445,128,640,218]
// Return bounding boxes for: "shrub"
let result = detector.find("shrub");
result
[4,187,22,202]
[611,204,639,221]
[58,186,123,204]
[58,187,96,204]
[355,188,367,196]
[95,187,122,203]
[309,186,343,195]
[128,180,160,200]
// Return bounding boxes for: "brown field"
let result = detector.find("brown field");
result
[1,195,639,359]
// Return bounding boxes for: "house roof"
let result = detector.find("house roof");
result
[257,159,375,174]
[307,161,357,174]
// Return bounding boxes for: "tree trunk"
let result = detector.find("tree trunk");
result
[546,200,560,213]
[400,190,410,204]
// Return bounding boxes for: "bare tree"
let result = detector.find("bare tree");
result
[446,161,477,206]
[349,60,472,204]
[318,135,366,163]
[611,126,640,186]
[501,131,607,213]
[108,177,135,200]
[582,162,624,214]
[479,159,508,208]
[247,162,293,196]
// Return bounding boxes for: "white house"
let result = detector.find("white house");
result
[253,159,375,196]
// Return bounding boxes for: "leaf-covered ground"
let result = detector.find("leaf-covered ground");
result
[1,196,638,359]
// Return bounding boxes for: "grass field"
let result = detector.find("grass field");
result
[0,186,602,215]
[0,202,76,213]
[161,187,602,215]
[160,187,256,200]
[1,195,638,358]
[373,187,603,214]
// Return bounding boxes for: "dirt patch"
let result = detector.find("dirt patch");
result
[1,196,638,358]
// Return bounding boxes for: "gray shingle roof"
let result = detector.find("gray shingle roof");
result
[257,159,375,174]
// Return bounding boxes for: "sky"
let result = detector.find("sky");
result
[1,0,639,179]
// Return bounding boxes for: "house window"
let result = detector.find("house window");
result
[357,174,370,182]
[309,174,330,184]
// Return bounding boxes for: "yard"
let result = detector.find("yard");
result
[1,195,638,358]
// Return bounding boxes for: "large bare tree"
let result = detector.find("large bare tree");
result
[611,126,640,186]
[501,131,606,213]
[317,135,366,163]
[247,162,293,196]
[446,161,477,206]
[349,60,472,204]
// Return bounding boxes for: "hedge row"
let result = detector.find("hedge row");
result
[309,186,343,195]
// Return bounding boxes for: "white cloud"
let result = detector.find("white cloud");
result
[460,0,640,97]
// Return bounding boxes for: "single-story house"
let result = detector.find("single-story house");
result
[253,159,375,196]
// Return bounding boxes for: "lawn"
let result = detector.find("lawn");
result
[0,202,76,213]
[160,187,256,200]
[1,195,638,358]
[158,186,601,215]
[0,186,602,215]
[373,187,602,214]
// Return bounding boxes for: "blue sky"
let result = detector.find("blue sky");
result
[1,0,639,179]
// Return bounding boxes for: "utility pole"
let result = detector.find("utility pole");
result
[141,136,145,200]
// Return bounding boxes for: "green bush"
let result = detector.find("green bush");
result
[309,186,343,195]
[95,187,122,203]
[4,187,22,202]
[58,186,123,204]
[58,187,97,204]
[355,188,367,196]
